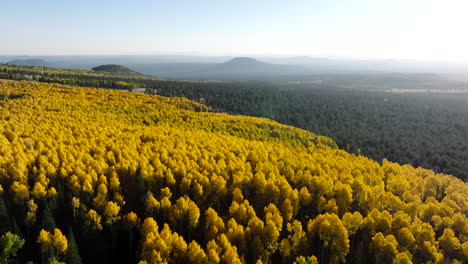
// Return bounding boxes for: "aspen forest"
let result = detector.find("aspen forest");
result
[0,80,466,263]
[2,64,468,182]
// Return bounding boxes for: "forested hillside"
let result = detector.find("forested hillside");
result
[155,83,468,181]
[1,64,468,181]
[0,64,160,90]
[0,80,467,264]
[91,64,140,75]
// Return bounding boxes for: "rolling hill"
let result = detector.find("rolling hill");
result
[0,80,466,263]
[92,64,140,75]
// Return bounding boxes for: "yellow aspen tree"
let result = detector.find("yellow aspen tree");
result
[299,187,312,207]
[334,182,353,216]
[461,242,468,260]
[51,228,68,254]
[109,172,121,192]
[205,208,225,241]
[10,181,29,202]
[370,232,399,263]
[307,213,349,263]
[31,181,47,199]
[86,209,103,230]
[187,200,200,228]
[396,227,416,251]
[37,229,52,252]
[93,183,108,209]
[226,218,246,252]
[222,245,243,264]
[342,211,363,236]
[232,187,244,203]
[187,241,208,263]
[281,198,294,222]
[26,199,38,224]
[103,201,120,224]
[145,192,160,215]
[71,197,80,218]
[206,240,221,264]
[438,228,462,259]
[246,216,265,261]
[123,212,138,226]
[394,252,413,264]
[294,255,318,264]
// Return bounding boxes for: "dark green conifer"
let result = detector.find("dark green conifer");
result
[0,196,12,234]
[40,204,56,231]
[65,227,82,264]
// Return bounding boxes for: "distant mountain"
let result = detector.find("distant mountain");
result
[128,57,310,80]
[189,57,313,78]
[92,64,139,75]
[3,55,467,82]
[222,57,266,67]
[210,57,282,73]
[7,58,50,67]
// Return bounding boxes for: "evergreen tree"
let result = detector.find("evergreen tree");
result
[40,204,56,231]
[0,196,12,234]
[65,227,82,264]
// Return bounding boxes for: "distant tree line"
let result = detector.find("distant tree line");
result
[0,65,145,91]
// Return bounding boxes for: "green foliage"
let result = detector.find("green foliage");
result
[0,232,25,263]
[0,64,160,90]
[91,64,138,75]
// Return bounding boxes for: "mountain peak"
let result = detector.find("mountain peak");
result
[224,57,265,65]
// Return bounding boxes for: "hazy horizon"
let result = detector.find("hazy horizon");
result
[3,53,468,65]
[2,0,468,63]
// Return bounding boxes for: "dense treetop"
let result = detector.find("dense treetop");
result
[1,64,468,182]
[155,83,468,181]
[0,80,466,263]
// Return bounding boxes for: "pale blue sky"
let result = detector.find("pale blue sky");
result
[2,0,467,62]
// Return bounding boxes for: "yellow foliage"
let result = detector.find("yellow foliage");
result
[31,182,47,199]
[26,199,38,223]
[123,211,139,226]
[51,228,68,254]
[103,201,120,224]
[0,81,467,263]
[86,209,103,230]
[10,181,29,202]
[37,229,51,252]
[71,197,80,209]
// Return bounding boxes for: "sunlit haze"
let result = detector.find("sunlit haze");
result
[1,0,468,62]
